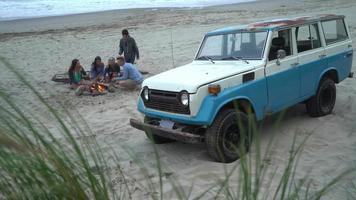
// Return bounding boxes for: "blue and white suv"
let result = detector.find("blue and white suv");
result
[130,14,354,163]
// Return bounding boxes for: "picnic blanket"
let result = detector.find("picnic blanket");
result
[52,70,149,83]
[51,71,90,83]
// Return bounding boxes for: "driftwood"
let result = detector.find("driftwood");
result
[139,70,150,75]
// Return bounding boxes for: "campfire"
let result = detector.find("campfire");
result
[90,83,106,94]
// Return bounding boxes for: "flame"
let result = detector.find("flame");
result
[90,83,106,93]
[97,84,105,93]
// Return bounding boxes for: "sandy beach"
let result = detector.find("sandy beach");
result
[1,0,356,198]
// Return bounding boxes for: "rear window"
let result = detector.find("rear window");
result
[322,19,349,45]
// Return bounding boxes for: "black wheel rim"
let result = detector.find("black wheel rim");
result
[320,84,335,112]
[222,122,240,154]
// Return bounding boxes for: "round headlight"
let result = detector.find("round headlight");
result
[143,87,149,101]
[180,91,189,106]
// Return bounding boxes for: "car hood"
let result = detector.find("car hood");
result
[142,60,263,93]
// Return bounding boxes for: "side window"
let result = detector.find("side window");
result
[322,19,348,45]
[268,29,292,61]
[296,24,321,53]
[310,24,322,49]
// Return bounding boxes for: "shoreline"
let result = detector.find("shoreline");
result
[0,0,257,23]
[0,7,199,23]
[0,0,270,34]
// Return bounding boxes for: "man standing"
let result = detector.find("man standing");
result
[119,29,140,64]
[116,56,143,90]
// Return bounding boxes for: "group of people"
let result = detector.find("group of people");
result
[68,29,143,94]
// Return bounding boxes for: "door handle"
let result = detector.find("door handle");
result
[319,54,326,59]
[346,52,353,58]
[291,63,299,67]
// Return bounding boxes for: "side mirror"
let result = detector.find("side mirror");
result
[276,49,286,65]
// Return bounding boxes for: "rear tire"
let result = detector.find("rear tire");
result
[144,116,175,144]
[205,109,253,163]
[306,78,336,117]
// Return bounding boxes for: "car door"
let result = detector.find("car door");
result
[321,18,353,80]
[296,23,326,98]
[265,28,300,112]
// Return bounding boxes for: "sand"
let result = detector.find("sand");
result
[1,0,356,199]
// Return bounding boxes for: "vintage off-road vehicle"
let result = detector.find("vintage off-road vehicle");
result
[130,14,354,163]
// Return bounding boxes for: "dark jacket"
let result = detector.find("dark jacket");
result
[68,68,86,84]
[90,63,105,80]
[119,36,139,63]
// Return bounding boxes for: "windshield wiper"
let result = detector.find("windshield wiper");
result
[222,56,249,64]
[197,56,215,64]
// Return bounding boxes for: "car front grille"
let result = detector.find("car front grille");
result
[143,90,190,115]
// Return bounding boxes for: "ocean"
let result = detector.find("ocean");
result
[0,0,254,21]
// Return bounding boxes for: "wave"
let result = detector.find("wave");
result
[0,0,255,21]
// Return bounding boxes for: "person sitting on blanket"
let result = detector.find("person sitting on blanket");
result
[104,57,121,82]
[90,56,105,81]
[115,56,143,90]
[68,59,87,89]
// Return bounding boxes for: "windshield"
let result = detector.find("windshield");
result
[196,31,268,60]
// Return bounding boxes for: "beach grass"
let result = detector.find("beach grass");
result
[0,56,354,199]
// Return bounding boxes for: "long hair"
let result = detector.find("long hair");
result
[69,59,79,73]
[92,56,102,67]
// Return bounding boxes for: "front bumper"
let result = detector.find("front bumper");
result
[130,118,204,144]
[137,97,216,126]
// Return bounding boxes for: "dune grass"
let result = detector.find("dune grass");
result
[0,56,354,199]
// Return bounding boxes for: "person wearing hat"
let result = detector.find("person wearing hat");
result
[90,56,105,81]
[118,29,140,64]
[116,56,143,90]
[104,57,121,82]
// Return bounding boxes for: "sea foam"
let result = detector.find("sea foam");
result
[0,0,254,21]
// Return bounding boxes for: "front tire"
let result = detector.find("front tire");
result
[144,116,175,144]
[205,109,253,163]
[306,78,336,117]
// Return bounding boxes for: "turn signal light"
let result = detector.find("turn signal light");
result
[208,84,221,96]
